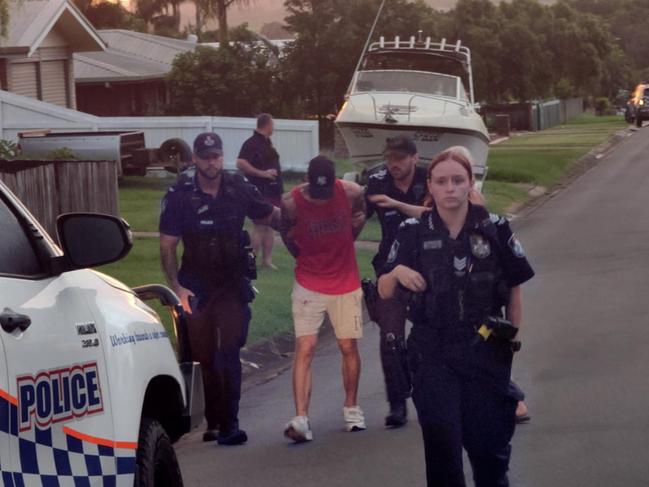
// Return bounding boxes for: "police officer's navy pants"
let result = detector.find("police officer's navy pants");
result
[187,290,250,433]
[376,294,411,405]
[411,359,517,487]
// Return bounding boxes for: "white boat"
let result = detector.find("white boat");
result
[335,34,490,181]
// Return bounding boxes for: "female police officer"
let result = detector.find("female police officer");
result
[377,146,534,486]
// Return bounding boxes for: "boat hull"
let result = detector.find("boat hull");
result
[336,121,490,168]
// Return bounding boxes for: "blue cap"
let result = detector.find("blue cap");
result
[193,132,223,159]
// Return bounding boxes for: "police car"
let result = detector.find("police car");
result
[0,180,203,486]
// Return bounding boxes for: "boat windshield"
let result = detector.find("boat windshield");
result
[353,70,466,99]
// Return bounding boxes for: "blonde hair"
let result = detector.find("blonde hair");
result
[423,146,475,207]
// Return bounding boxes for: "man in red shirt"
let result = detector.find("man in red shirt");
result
[279,156,367,442]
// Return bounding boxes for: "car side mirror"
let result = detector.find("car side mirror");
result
[56,213,133,270]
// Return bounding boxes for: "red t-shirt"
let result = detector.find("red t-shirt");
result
[292,180,360,295]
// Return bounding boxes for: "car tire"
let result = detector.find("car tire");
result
[135,417,184,487]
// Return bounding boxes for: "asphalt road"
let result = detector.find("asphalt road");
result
[176,127,649,486]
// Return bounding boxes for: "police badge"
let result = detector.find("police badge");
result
[387,240,400,263]
[508,234,526,258]
[470,234,491,259]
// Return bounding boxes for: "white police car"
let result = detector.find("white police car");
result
[0,180,203,486]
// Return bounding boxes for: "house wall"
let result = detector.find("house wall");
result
[4,26,75,109]
[76,80,168,116]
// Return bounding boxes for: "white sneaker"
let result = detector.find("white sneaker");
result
[343,406,366,432]
[284,416,313,443]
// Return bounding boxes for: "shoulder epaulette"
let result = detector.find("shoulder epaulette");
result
[489,213,507,225]
[368,168,388,181]
[401,217,420,228]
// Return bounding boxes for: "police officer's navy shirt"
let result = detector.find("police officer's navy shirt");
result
[159,171,273,295]
[365,164,428,273]
[383,203,534,390]
[382,204,534,336]
[238,131,283,198]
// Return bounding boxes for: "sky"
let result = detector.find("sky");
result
[177,0,462,32]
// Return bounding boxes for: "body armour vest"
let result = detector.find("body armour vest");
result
[409,205,510,342]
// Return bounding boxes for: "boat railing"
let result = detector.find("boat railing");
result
[368,37,471,63]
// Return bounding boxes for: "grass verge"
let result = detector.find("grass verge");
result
[485,115,625,191]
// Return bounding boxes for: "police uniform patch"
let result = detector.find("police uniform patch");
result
[403,218,419,226]
[369,168,388,180]
[387,240,400,263]
[470,234,491,259]
[454,256,467,276]
[197,204,209,214]
[508,234,525,258]
[423,239,442,250]
[427,213,435,231]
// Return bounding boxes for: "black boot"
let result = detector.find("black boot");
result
[203,429,219,442]
[385,401,408,428]
[217,428,248,445]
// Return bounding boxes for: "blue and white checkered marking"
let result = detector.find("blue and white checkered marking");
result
[1,392,136,486]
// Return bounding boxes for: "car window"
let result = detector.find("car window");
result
[0,196,42,276]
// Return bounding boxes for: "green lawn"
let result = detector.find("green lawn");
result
[100,238,375,345]
[485,115,625,189]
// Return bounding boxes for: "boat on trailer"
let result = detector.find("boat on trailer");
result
[335,33,490,183]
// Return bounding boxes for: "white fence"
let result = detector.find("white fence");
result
[0,90,319,171]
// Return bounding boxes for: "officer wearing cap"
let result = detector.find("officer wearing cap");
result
[160,132,280,446]
[378,146,534,486]
[364,136,427,428]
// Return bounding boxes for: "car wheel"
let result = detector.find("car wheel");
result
[636,117,642,128]
[135,417,184,487]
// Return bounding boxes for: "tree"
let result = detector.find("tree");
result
[80,1,147,31]
[568,0,649,86]
[443,0,506,102]
[134,0,182,33]
[0,1,7,38]
[166,27,279,116]
[280,0,437,130]
[193,0,251,44]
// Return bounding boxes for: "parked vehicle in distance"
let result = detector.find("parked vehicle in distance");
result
[624,83,649,127]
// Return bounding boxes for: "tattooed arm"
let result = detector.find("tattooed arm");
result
[279,192,300,258]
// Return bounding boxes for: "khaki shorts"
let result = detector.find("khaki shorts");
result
[291,282,363,339]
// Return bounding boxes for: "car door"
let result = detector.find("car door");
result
[0,327,11,483]
[0,193,114,485]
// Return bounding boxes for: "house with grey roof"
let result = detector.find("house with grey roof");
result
[74,29,200,116]
[74,30,291,116]
[0,0,104,109]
